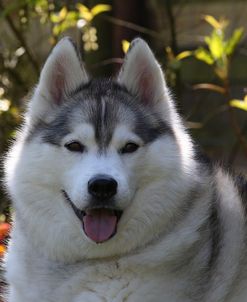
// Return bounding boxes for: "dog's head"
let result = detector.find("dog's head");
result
[5,38,196,262]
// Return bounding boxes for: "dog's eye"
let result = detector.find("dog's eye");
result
[65,141,84,153]
[120,142,139,154]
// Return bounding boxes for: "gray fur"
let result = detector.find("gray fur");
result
[28,79,172,150]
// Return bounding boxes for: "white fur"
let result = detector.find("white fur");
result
[4,38,247,302]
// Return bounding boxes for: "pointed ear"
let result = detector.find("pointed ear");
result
[118,38,170,109]
[28,37,89,122]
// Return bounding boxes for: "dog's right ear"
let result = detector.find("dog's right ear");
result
[28,37,89,123]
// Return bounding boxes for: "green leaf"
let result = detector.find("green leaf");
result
[230,95,247,111]
[53,18,77,36]
[203,15,228,30]
[194,47,214,65]
[225,27,244,56]
[204,15,221,29]
[122,40,130,53]
[91,4,111,17]
[76,3,92,21]
[176,50,193,60]
[66,11,78,22]
[50,14,60,23]
[76,3,90,14]
[50,7,67,23]
[176,50,193,61]
[52,24,61,35]
[205,30,225,60]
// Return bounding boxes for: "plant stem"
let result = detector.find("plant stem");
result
[102,15,161,39]
[165,0,178,54]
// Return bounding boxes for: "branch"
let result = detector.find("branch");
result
[165,0,178,54]
[101,15,161,39]
[91,58,124,69]
[193,83,226,94]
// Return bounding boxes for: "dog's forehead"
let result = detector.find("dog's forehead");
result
[70,79,136,123]
[36,79,171,147]
[68,84,140,148]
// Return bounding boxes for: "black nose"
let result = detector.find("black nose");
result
[88,175,118,200]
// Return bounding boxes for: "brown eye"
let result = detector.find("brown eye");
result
[120,142,140,154]
[65,141,84,153]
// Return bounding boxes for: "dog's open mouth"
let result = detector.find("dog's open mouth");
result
[62,191,122,243]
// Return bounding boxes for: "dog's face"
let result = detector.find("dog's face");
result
[5,38,195,262]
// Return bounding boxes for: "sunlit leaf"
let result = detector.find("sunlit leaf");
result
[204,15,221,29]
[176,51,193,60]
[76,3,92,21]
[57,6,67,20]
[91,4,111,17]
[203,15,228,30]
[225,27,244,56]
[205,31,225,60]
[50,7,67,23]
[122,40,130,53]
[76,3,90,14]
[50,13,59,23]
[230,97,247,111]
[194,47,214,65]
[66,11,78,22]
[52,24,61,35]
[52,11,78,36]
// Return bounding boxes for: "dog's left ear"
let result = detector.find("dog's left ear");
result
[118,38,170,110]
[38,37,89,102]
[28,37,89,123]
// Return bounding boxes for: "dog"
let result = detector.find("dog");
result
[3,37,247,301]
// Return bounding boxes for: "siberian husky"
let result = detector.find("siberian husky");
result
[4,37,247,302]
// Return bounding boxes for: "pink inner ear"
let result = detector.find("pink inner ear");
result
[138,71,153,105]
[50,60,65,105]
[135,57,156,105]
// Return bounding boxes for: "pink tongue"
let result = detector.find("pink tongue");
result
[83,209,117,243]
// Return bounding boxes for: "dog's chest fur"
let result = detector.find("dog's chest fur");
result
[9,251,195,302]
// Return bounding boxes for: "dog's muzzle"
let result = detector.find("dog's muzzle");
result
[62,175,123,244]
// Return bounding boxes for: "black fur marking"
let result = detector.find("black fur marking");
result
[194,145,213,169]
[71,78,173,147]
[26,78,173,149]
[208,188,221,269]
[234,174,247,215]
